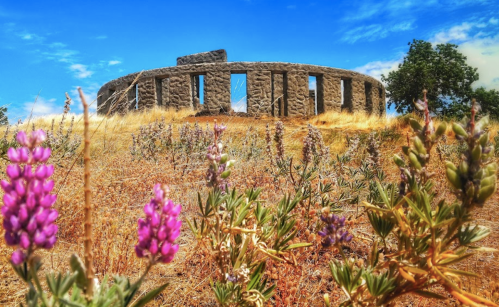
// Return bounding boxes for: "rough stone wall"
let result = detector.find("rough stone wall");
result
[138,77,156,110]
[177,49,227,65]
[247,70,272,115]
[351,80,366,112]
[370,87,380,116]
[205,70,231,113]
[272,73,285,116]
[379,87,386,115]
[322,74,341,112]
[287,71,309,116]
[169,74,192,109]
[97,61,386,117]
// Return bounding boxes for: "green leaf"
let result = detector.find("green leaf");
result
[413,290,447,300]
[131,282,169,307]
[69,254,87,290]
[284,242,313,250]
[58,298,86,307]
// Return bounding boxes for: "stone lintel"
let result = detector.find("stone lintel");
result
[177,49,227,66]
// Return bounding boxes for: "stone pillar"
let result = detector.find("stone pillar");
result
[169,73,192,109]
[370,87,380,116]
[321,74,341,113]
[272,73,285,116]
[137,77,156,110]
[379,87,386,116]
[286,71,308,116]
[205,70,231,113]
[247,70,272,115]
[351,79,366,113]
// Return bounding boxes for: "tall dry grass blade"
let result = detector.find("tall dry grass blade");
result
[79,87,94,299]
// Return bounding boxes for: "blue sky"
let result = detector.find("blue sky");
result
[1,0,498,121]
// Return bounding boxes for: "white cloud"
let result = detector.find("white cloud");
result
[354,57,403,83]
[108,60,121,65]
[22,33,33,40]
[459,34,499,90]
[70,64,93,79]
[429,19,499,90]
[342,22,413,43]
[431,22,474,44]
[95,35,107,39]
[23,96,59,117]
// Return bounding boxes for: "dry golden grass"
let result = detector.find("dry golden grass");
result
[0,108,498,306]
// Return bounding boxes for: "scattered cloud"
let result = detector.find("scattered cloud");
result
[70,84,100,112]
[354,57,403,83]
[431,22,474,44]
[427,18,499,90]
[341,21,413,43]
[459,34,499,90]
[70,64,93,79]
[94,35,107,39]
[108,60,121,65]
[23,96,59,117]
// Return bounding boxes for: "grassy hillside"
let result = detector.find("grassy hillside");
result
[0,107,498,306]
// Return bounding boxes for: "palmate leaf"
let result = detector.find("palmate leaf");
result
[367,211,395,239]
[364,271,396,297]
[458,224,491,246]
[329,260,363,295]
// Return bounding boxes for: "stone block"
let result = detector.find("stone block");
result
[169,73,192,109]
[286,71,308,116]
[205,70,231,113]
[322,74,341,112]
[247,70,272,115]
[351,80,366,112]
[138,77,156,110]
[177,49,227,66]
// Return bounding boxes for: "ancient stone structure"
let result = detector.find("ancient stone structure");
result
[97,50,386,116]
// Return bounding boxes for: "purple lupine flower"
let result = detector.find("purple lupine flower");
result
[318,214,352,248]
[206,122,233,192]
[1,130,58,265]
[135,184,182,264]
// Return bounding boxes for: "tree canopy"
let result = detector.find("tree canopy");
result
[0,107,7,125]
[382,39,479,116]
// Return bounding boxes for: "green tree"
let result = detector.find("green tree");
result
[382,39,479,116]
[0,106,7,125]
[474,87,499,120]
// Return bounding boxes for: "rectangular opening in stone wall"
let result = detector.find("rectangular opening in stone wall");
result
[272,73,286,117]
[308,75,317,115]
[127,83,138,110]
[231,73,247,113]
[191,74,205,109]
[155,78,163,106]
[365,82,373,113]
[341,78,353,112]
